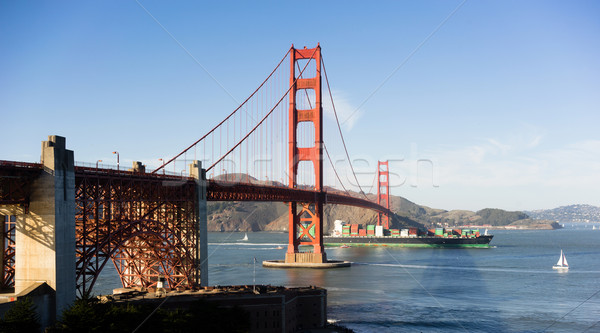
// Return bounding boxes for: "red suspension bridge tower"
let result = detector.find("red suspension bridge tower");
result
[286,45,326,264]
[377,161,390,230]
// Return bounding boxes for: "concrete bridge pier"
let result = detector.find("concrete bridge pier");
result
[15,135,76,319]
[190,161,208,287]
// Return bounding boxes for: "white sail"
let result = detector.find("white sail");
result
[555,250,564,266]
[554,250,568,269]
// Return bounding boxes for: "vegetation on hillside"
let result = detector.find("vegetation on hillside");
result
[475,208,530,226]
[207,201,236,216]
[207,201,287,231]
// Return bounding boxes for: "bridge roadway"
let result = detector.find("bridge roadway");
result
[1,160,393,215]
[208,181,392,214]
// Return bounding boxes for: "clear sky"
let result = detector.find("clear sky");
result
[1,1,599,212]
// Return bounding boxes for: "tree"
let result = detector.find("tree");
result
[0,297,40,333]
[52,298,108,333]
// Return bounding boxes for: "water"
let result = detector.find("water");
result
[95,228,600,332]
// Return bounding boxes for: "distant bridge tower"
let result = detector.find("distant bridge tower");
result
[286,44,326,264]
[377,161,390,229]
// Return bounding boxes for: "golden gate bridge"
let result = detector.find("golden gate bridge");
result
[0,45,394,303]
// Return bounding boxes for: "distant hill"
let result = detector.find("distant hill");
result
[475,208,529,226]
[526,204,600,223]
[206,179,558,232]
[207,194,425,233]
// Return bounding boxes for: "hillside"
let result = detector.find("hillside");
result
[207,201,288,232]
[206,185,558,232]
[475,209,529,226]
[207,199,424,232]
[526,204,600,223]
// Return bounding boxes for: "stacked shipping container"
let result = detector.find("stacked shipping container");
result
[338,225,481,238]
[409,228,418,236]
[342,225,350,237]
[367,225,375,236]
[350,224,359,237]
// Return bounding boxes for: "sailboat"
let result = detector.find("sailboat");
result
[241,233,248,241]
[552,250,569,270]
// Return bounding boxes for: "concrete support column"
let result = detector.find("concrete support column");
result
[15,135,76,318]
[0,214,4,288]
[189,161,208,287]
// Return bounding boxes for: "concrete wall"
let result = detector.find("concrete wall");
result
[15,135,76,318]
[110,285,327,333]
[190,161,208,287]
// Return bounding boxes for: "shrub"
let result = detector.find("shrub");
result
[0,297,40,333]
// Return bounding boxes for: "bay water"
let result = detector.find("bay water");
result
[95,225,600,332]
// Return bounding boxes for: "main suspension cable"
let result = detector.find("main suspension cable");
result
[207,46,319,172]
[321,55,369,199]
[153,47,292,174]
[323,143,350,195]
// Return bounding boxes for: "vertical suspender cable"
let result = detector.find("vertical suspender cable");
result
[207,47,317,172]
[321,55,369,200]
[153,48,291,174]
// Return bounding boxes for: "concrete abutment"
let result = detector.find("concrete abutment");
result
[15,135,76,319]
[190,161,208,287]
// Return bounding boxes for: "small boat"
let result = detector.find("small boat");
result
[276,246,284,250]
[340,245,350,248]
[552,250,569,270]
[241,233,248,241]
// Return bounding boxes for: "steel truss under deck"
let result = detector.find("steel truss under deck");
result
[75,168,199,297]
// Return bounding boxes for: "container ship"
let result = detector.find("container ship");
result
[324,221,493,248]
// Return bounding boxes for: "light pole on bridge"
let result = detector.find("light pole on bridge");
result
[158,158,165,175]
[112,151,119,171]
[96,160,102,169]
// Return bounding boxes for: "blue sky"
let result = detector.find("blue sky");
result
[1,1,599,212]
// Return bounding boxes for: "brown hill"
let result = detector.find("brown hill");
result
[206,180,548,232]
[207,189,428,232]
[208,201,287,232]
